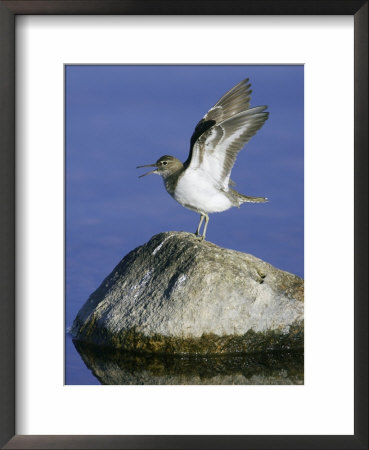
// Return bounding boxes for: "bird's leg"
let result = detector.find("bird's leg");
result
[195,214,204,236]
[202,214,209,240]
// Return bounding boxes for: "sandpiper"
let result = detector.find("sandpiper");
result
[137,78,269,240]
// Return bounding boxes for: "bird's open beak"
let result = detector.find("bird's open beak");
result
[136,163,158,178]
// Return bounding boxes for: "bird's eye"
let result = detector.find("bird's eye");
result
[163,161,168,165]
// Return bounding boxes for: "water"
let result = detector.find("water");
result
[66,334,303,385]
[65,334,100,385]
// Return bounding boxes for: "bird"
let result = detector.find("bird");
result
[137,78,269,240]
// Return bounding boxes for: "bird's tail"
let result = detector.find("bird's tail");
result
[231,189,268,204]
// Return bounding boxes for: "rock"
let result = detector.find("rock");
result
[71,232,304,355]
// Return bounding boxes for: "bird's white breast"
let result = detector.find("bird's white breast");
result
[171,168,233,214]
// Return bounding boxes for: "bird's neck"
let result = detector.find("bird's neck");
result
[163,166,185,196]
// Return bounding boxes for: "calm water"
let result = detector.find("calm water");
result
[65,334,303,385]
[65,334,100,385]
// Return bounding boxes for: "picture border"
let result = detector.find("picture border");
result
[0,1,367,449]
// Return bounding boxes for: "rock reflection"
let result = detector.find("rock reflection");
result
[73,340,303,385]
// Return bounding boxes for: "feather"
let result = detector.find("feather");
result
[188,105,269,189]
[184,78,254,168]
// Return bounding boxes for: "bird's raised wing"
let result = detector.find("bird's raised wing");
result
[185,79,269,189]
[185,78,252,166]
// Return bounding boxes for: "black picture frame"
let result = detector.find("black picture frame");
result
[0,1,367,449]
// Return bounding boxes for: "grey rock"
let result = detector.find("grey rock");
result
[72,232,304,354]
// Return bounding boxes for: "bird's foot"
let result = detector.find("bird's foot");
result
[194,232,204,241]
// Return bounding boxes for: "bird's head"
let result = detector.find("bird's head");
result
[137,155,183,179]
